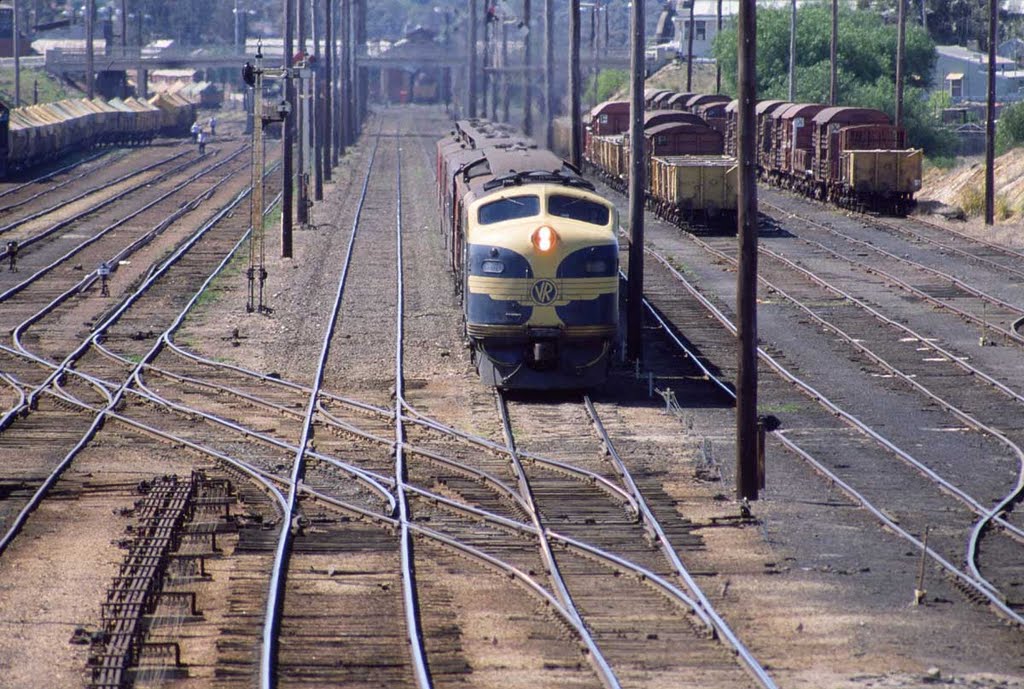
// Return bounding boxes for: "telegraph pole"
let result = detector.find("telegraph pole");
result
[829,0,837,105]
[313,0,324,199]
[483,1,491,118]
[736,0,759,503]
[489,3,498,119]
[356,0,367,127]
[625,0,644,361]
[985,0,996,225]
[895,0,905,129]
[686,0,695,91]
[297,0,309,226]
[282,0,295,258]
[523,0,533,135]
[469,0,478,117]
[324,0,334,176]
[569,0,581,168]
[13,0,20,106]
[340,0,351,149]
[717,0,724,93]
[788,0,796,101]
[86,0,95,99]
[543,0,554,148]
[501,13,510,122]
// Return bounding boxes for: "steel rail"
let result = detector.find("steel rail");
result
[0,150,110,203]
[13,165,277,415]
[402,403,641,518]
[879,212,1024,280]
[644,245,1024,626]
[761,203,1024,345]
[402,482,710,622]
[392,131,434,689]
[260,124,385,689]
[728,240,1024,545]
[0,148,195,248]
[0,146,249,304]
[655,231,1024,544]
[0,181,271,555]
[495,392,623,689]
[0,152,122,214]
[117,379,397,512]
[582,396,778,688]
[748,244,1024,592]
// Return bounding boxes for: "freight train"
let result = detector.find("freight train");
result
[0,93,196,178]
[555,88,923,223]
[437,119,619,389]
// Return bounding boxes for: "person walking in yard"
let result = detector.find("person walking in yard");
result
[190,120,201,142]
[198,130,207,155]
[208,115,217,136]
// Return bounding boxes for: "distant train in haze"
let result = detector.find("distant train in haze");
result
[437,119,619,389]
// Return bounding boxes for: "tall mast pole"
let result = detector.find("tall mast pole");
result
[787,0,796,101]
[985,0,996,225]
[625,0,644,361]
[282,0,295,257]
[569,0,581,167]
[543,0,554,148]
[895,0,906,129]
[736,0,760,502]
[523,0,533,135]
[829,0,838,105]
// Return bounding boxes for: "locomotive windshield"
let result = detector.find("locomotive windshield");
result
[478,195,540,224]
[548,195,610,226]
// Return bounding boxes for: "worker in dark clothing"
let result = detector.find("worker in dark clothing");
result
[197,130,207,155]
[208,116,217,136]
[6,240,17,272]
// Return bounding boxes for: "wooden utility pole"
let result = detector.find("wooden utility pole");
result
[736,0,759,502]
[356,0,367,127]
[86,0,95,99]
[523,0,533,135]
[282,0,295,258]
[895,0,905,128]
[313,0,324,199]
[490,4,499,119]
[686,0,695,91]
[13,0,20,106]
[543,0,554,149]
[121,0,127,48]
[625,0,644,361]
[483,1,491,118]
[501,14,510,122]
[829,0,837,105]
[788,0,796,101]
[324,0,334,176]
[569,0,581,167]
[985,0,996,225]
[297,0,309,225]
[469,0,478,117]
[717,0,724,93]
[341,0,351,149]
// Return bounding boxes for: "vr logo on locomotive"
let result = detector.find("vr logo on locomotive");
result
[531,279,558,305]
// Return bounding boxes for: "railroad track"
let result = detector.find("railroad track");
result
[625,209,1024,624]
[759,197,1024,349]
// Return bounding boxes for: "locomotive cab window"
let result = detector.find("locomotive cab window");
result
[548,195,610,226]
[478,195,540,224]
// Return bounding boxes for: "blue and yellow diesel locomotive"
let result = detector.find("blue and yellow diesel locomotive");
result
[438,119,620,389]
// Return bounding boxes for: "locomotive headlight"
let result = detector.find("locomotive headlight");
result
[532,225,558,253]
[482,259,505,274]
[585,259,609,274]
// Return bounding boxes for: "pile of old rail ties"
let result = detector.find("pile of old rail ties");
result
[86,471,233,688]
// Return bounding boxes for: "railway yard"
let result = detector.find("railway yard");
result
[0,104,1022,689]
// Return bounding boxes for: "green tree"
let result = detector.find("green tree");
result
[996,101,1024,153]
[712,0,953,155]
